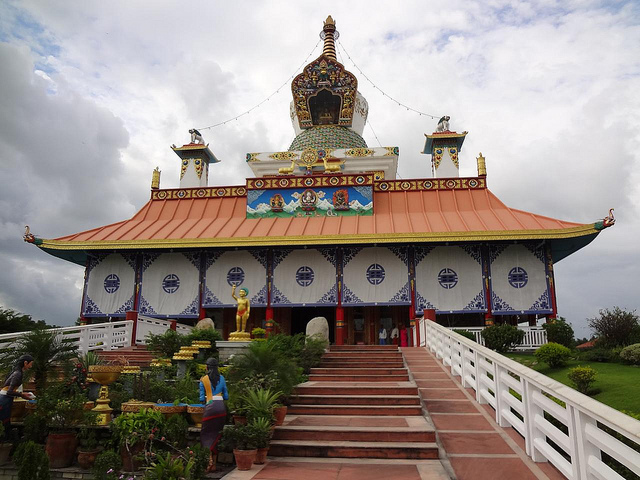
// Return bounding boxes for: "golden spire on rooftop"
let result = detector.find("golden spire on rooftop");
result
[321,15,338,60]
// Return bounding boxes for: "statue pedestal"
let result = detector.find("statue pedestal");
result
[228,331,251,342]
[217,341,251,363]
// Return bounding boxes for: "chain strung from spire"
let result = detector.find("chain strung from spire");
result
[320,15,339,60]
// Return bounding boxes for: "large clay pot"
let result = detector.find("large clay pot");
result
[273,406,287,426]
[254,447,269,465]
[233,449,256,471]
[77,449,101,469]
[121,442,145,472]
[46,432,78,468]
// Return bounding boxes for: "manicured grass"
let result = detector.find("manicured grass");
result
[505,353,640,415]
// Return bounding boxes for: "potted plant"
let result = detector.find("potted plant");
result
[250,417,272,465]
[251,327,266,341]
[223,423,258,471]
[13,440,49,479]
[144,450,195,479]
[111,408,164,472]
[244,387,281,424]
[0,423,11,465]
[228,396,249,425]
[77,426,101,469]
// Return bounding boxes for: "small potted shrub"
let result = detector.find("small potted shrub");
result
[0,423,11,465]
[111,408,164,472]
[251,327,266,341]
[250,417,272,464]
[244,388,281,424]
[13,440,49,479]
[77,426,101,469]
[92,449,122,480]
[224,423,258,471]
[144,451,195,480]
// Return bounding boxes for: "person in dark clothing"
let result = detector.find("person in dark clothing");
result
[0,355,35,427]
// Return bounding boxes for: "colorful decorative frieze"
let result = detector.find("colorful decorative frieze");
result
[375,177,486,192]
[152,186,246,200]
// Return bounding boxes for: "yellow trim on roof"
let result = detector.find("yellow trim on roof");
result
[37,224,599,251]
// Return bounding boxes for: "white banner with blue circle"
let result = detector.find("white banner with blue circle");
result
[415,246,486,314]
[342,247,410,306]
[83,253,136,316]
[489,244,552,315]
[139,252,200,318]
[203,250,268,307]
[271,248,337,306]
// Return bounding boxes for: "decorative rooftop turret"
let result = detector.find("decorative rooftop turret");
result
[171,129,220,188]
[423,116,469,178]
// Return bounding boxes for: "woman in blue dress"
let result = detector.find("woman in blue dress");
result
[0,355,35,429]
[199,357,229,472]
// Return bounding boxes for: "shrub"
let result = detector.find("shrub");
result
[481,324,525,353]
[298,335,329,374]
[620,343,640,365]
[535,342,572,368]
[164,414,189,448]
[144,451,194,480]
[542,317,574,347]
[581,348,615,363]
[251,327,266,338]
[92,450,122,480]
[145,329,190,358]
[453,329,476,342]
[13,441,50,480]
[588,307,639,348]
[568,366,597,394]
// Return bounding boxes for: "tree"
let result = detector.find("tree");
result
[588,307,639,348]
[0,307,52,334]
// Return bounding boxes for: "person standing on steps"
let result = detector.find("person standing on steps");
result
[379,326,388,345]
[391,324,399,346]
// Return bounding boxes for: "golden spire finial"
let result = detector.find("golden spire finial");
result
[151,166,161,189]
[477,153,487,177]
[321,15,338,60]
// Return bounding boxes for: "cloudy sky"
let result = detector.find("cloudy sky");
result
[0,1,638,337]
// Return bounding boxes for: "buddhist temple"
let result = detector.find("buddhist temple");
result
[24,16,614,344]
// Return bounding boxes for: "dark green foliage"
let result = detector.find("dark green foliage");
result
[164,414,189,448]
[481,324,525,353]
[172,376,201,404]
[92,450,122,480]
[298,335,329,374]
[535,343,572,368]
[452,329,476,342]
[249,417,272,448]
[567,366,597,394]
[13,441,50,480]
[244,388,281,422]
[188,443,211,479]
[110,408,164,449]
[588,307,639,348]
[144,450,194,480]
[0,307,51,334]
[542,317,574,348]
[222,423,258,450]
[620,343,640,365]
[581,348,618,363]
[145,329,190,358]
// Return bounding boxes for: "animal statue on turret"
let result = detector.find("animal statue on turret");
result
[436,116,451,132]
[23,225,35,243]
[189,128,205,144]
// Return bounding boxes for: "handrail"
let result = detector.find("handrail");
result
[446,325,548,349]
[423,318,640,480]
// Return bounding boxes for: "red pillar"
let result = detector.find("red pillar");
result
[126,310,138,346]
[170,319,177,331]
[335,306,345,345]
[265,306,274,338]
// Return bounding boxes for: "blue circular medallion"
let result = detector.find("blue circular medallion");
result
[162,274,180,294]
[438,268,458,289]
[227,267,245,286]
[508,267,528,288]
[104,274,120,294]
[366,264,385,285]
[296,266,314,287]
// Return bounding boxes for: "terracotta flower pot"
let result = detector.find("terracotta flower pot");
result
[46,432,78,468]
[254,447,269,465]
[273,406,287,426]
[77,449,101,470]
[233,449,257,471]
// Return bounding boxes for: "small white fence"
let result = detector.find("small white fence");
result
[421,319,640,480]
[0,321,134,354]
[447,325,548,349]
[135,315,193,345]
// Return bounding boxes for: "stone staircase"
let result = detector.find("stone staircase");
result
[269,344,438,460]
[96,344,155,367]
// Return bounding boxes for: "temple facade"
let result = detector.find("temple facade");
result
[25,17,614,344]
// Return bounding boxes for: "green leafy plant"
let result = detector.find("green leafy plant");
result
[187,328,222,344]
[144,450,194,480]
[13,440,50,480]
[620,343,640,365]
[589,307,640,348]
[481,324,525,353]
[568,366,597,394]
[145,330,190,358]
[78,426,99,451]
[111,408,164,449]
[535,342,572,368]
[222,423,258,450]
[298,335,329,374]
[452,329,476,342]
[164,414,189,448]
[249,417,272,449]
[31,384,97,433]
[187,443,211,479]
[92,450,122,480]
[243,388,282,423]
[542,317,574,347]
[251,327,266,339]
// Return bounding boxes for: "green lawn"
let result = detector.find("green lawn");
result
[505,353,640,415]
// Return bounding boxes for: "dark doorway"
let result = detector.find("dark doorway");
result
[291,307,335,344]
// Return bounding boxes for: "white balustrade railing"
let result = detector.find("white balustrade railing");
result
[0,321,133,355]
[446,325,548,349]
[423,319,640,480]
[136,315,193,345]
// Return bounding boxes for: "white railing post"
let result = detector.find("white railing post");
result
[78,327,89,355]
[103,323,113,350]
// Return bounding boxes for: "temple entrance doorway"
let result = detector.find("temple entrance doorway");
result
[290,307,335,344]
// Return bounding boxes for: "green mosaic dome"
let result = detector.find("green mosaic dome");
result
[288,125,368,151]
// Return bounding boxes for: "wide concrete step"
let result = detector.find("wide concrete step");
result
[295,385,418,396]
[319,361,405,368]
[268,439,438,459]
[310,368,408,375]
[287,405,423,416]
[292,395,420,406]
[330,345,399,351]
[323,353,402,359]
[308,374,410,382]
[273,426,435,443]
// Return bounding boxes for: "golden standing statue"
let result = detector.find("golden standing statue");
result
[228,284,251,341]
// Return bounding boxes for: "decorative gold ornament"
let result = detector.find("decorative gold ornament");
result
[477,152,487,176]
[180,159,189,179]
[121,366,141,374]
[151,167,161,189]
[269,151,298,161]
[89,365,122,425]
[345,148,374,157]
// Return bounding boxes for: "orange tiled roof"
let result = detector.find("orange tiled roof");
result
[39,185,598,252]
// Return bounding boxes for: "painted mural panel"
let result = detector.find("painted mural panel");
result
[271,248,337,306]
[139,252,200,318]
[341,247,410,306]
[489,244,552,315]
[203,250,267,308]
[415,246,486,314]
[246,185,372,218]
[83,253,136,317]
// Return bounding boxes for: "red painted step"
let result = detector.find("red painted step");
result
[319,361,405,368]
[268,440,438,459]
[292,395,420,405]
[308,374,410,382]
[294,385,418,396]
[272,426,436,443]
[310,368,408,375]
[330,345,399,351]
[287,405,423,416]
